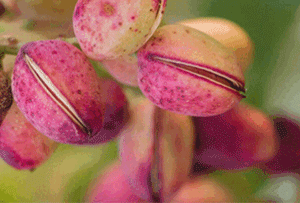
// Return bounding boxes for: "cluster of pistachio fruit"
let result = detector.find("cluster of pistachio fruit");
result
[0,0,283,202]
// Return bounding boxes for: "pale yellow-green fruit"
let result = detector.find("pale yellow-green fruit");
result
[73,0,167,61]
[178,17,254,72]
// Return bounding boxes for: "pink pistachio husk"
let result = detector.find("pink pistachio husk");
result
[77,79,129,145]
[193,102,276,170]
[155,104,195,201]
[100,54,139,86]
[0,102,58,170]
[12,40,128,145]
[73,0,167,61]
[119,98,195,201]
[264,114,300,173]
[85,161,145,202]
[137,24,245,117]
[119,98,156,201]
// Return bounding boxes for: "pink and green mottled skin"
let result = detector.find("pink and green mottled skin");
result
[73,0,167,61]
[12,40,128,145]
[0,102,57,170]
[137,24,245,117]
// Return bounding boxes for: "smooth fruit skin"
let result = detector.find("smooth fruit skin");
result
[170,176,233,202]
[73,0,167,61]
[138,24,245,117]
[76,79,129,145]
[100,54,139,86]
[0,102,57,170]
[119,98,195,201]
[155,106,195,201]
[119,99,155,201]
[193,103,276,170]
[12,40,127,145]
[178,17,254,71]
[85,161,145,202]
[264,115,300,173]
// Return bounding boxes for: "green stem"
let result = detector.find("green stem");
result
[61,37,79,46]
[0,36,22,55]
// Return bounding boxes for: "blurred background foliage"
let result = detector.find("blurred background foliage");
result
[1,0,300,202]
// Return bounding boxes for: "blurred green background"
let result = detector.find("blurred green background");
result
[1,0,300,202]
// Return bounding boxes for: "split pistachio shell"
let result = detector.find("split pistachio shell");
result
[178,17,254,71]
[73,0,167,61]
[12,40,128,145]
[138,24,245,117]
[0,102,58,170]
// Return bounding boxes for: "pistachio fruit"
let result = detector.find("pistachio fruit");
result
[76,79,129,145]
[178,17,254,72]
[138,24,245,117]
[100,54,139,86]
[119,98,195,201]
[264,114,300,172]
[170,176,233,202]
[0,102,58,170]
[12,40,128,145]
[73,0,167,61]
[85,161,145,202]
[193,102,276,170]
